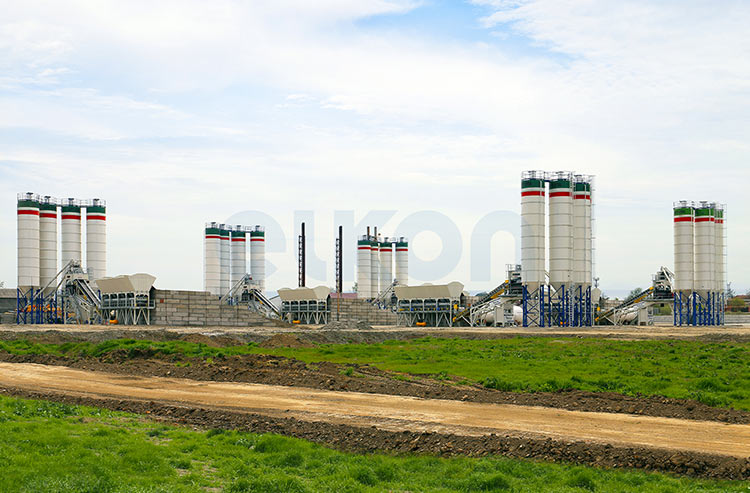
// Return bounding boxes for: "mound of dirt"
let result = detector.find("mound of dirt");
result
[259,334,315,349]
[321,320,373,331]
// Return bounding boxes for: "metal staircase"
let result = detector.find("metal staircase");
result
[222,274,280,318]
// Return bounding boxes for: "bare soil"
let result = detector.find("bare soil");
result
[1,367,749,481]
[0,351,747,424]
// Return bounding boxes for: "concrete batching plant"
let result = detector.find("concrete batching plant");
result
[203,222,265,297]
[16,192,108,324]
[521,171,596,327]
[673,201,726,326]
[356,231,408,299]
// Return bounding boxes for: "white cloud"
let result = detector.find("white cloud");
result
[0,0,748,292]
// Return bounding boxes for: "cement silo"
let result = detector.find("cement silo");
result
[231,225,247,288]
[203,222,221,296]
[357,236,371,299]
[673,201,694,293]
[85,198,107,281]
[694,202,715,298]
[520,171,545,291]
[61,198,82,268]
[548,172,573,290]
[715,205,726,295]
[395,237,408,287]
[249,226,265,292]
[17,193,40,291]
[219,225,230,296]
[371,236,380,296]
[379,239,393,291]
[39,196,58,292]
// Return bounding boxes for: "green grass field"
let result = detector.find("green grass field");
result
[2,336,748,410]
[0,394,745,492]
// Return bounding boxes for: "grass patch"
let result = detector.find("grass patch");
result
[0,394,745,492]
[256,337,750,411]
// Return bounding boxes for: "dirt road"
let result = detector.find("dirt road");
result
[2,323,750,346]
[1,361,748,459]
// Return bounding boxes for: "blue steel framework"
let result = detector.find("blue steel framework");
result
[675,292,725,327]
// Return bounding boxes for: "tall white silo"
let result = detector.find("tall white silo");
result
[39,196,58,293]
[203,222,221,296]
[548,172,573,290]
[379,239,393,291]
[230,225,247,288]
[249,226,266,292]
[715,205,726,295]
[61,198,82,268]
[85,198,107,281]
[521,171,546,291]
[693,202,715,297]
[219,225,230,296]
[673,201,694,295]
[17,192,40,291]
[371,237,380,296]
[395,237,408,287]
[357,236,371,298]
[572,176,587,288]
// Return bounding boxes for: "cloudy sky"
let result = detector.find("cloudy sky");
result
[1,0,748,297]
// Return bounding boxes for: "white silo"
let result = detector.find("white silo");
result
[673,201,694,294]
[371,236,380,296]
[17,192,40,291]
[548,172,573,291]
[357,236,371,298]
[203,222,222,296]
[379,239,393,291]
[520,171,546,290]
[249,226,266,292]
[61,198,82,268]
[395,237,408,287]
[572,176,587,288]
[693,202,715,297]
[219,224,230,296]
[85,198,107,281]
[715,205,726,294]
[230,225,247,288]
[39,196,58,292]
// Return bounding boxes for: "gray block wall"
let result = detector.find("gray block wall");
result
[152,289,277,327]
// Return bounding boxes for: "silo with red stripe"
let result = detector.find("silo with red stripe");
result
[357,237,371,298]
[520,171,545,290]
[17,192,40,291]
[39,196,58,292]
[395,237,408,287]
[204,222,222,296]
[548,172,573,291]
[219,225,231,296]
[231,225,247,287]
[61,198,82,268]
[673,201,694,295]
[694,202,715,297]
[250,226,266,292]
[85,198,107,281]
[379,240,393,291]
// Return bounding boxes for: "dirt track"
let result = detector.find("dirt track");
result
[3,323,750,346]
[2,362,749,459]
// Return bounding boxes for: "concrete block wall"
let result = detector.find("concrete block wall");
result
[330,298,398,325]
[152,289,276,327]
